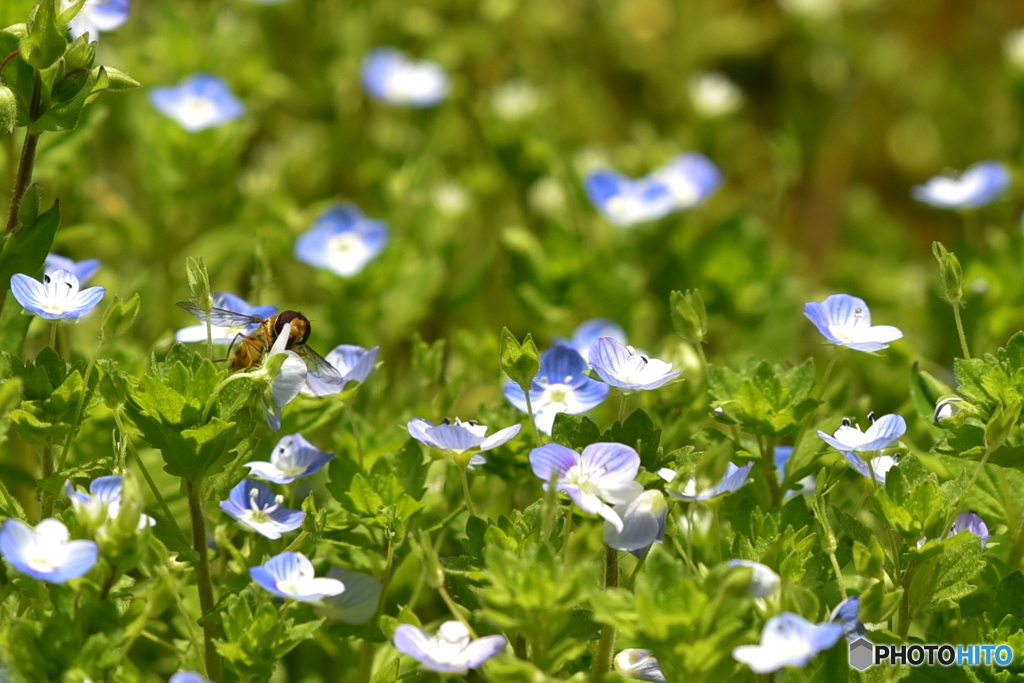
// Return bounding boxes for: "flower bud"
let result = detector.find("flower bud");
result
[670,289,708,345]
[932,241,963,305]
[933,396,968,428]
[0,85,16,135]
[499,327,540,392]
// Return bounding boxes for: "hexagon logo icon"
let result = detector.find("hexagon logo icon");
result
[849,638,874,671]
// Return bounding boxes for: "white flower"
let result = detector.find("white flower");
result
[727,560,781,598]
[250,551,345,602]
[688,72,744,118]
[361,48,448,108]
[614,649,667,682]
[252,321,308,432]
[732,613,844,673]
[911,161,1010,210]
[803,294,903,353]
[659,462,753,501]
[0,519,98,584]
[491,80,540,121]
[1006,29,1024,70]
[10,269,105,321]
[393,621,507,674]
[407,417,521,467]
[246,434,334,484]
[603,490,667,554]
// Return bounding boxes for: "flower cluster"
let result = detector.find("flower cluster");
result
[585,153,722,227]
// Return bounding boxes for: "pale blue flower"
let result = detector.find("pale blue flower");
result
[804,294,903,352]
[169,673,212,683]
[504,344,609,435]
[530,442,643,531]
[301,343,379,396]
[659,462,753,501]
[361,48,449,107]
[254,321,308,432]
[10,269,105,320]
[175,292,276,344]
[64,475,155,530]
[0,519,98,583]
[818,414,905,454]
[614,649,666,682]
[648,152,723,210]
[245,434,333,484]
[727,559,781,598]
[912,161,1010,209]
[829,596,865,641]
[68,0,129,40]
[294,204,389,277]
[918,512,990,550]
[774,446,815,498]
[149,74,244,132]
[732,613,844,673]
[589,337,680,393]
[45,254,100,284]
[250,551,345,602]
[407,418,520,468]
[393,621,506,674]
[584,170,676,227]
[603,489,667,554]
[568,319,627,363]
[219,479,304,540]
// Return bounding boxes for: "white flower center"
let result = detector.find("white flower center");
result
[246,488,283,524]
[178,95,218,126]
[25,541,67,573]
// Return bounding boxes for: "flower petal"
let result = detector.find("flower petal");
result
[530,444,579,482]
[479,424,522,451]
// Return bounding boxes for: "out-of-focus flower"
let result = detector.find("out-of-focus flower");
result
[727,559,781,598]
[589,337,680,393]
[777,0,840,19]
[407,418,521,467]
[302,344,379,396]
[361,48,448,108]
[504,344,609,435]
[567,319,627,363]
[169,673,212,683]
[603,490,667,554]
[491,79,539,121]
[688,72,744,118]
[774,446,815,498]
[393,621,506,674]
[614,649,667,682]
[67,0,129,40]
[829,596,866,640]
[149,74,244,132]
[648,153,723,210]
[10,269,105,320]
[294,203,389,278]
[219,479,305,539]
[432,182,470,216]
[250,551,345,602]
[804,294,903,353]
[0,519,98,583]
[584,170,676,226]
[65,475,155,531]
[911,161,1010,210]
[918,512,990,550]
[319,568,383,624]
[175,292,277,344]
[530,442,643,531]
[246,434,333,484]
[732,613,844,673]
[45,254,100,284]
[1005,29,1024,70]
[659,462,753,501]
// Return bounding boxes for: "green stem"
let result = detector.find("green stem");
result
[592,548,619,682]
[0,475,21,518]
[952,304,971,360]
[438,584,476,636]
[759,436,782,509]
[57,341,104,472]
[814,351,839,401]
[48,321,57,350]
[201,372,250,422]
[618,391,627,423]
[349,410,365,469]
[39,439,55,519]
[165,561,207,678]
[459,466,476,517]
[624,548,650,591]
[523,390,542,447]
[1005,514,1024,572]
[4,71,41,236]
[561,508,574,562]
[116,411,189,547]
[283,530,309,553]
[186,479,221,682]
[945,444,995,534]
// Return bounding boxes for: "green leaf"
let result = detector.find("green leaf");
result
[393,439,428,500]
[345,474,384,517]
[0,199,59,282]
[551,412,600,450]
[369,658,399,683]
[19,0,64,70]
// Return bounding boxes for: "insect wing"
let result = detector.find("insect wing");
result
[295,344,347,396]
[176,301,267,329]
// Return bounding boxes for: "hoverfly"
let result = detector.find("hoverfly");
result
[176,302,345,391]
